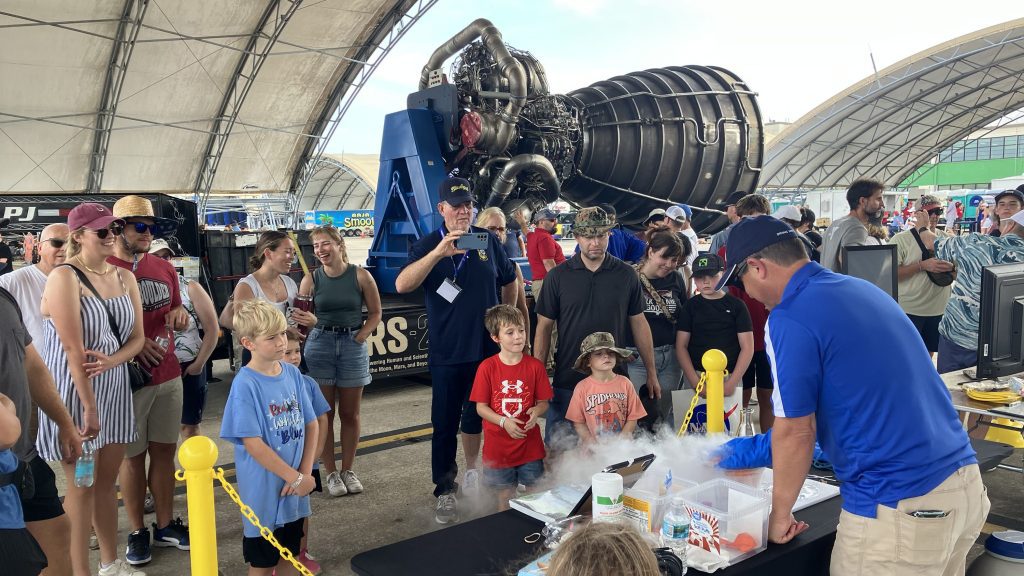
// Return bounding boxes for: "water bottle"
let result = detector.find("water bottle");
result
[661,495,689,573]
[737,407,756,437]
[74,441,95,488]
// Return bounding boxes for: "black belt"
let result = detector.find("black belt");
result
[317,325,360,333]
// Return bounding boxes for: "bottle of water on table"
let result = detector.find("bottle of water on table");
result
[74,440,95,488]
[661,495,689,573]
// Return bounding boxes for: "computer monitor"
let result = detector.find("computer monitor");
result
[840,244,898,300]
[977,262,1024,379]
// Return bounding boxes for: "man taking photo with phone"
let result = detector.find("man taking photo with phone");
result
[396,177,517,524]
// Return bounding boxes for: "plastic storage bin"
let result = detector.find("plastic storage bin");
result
[679,478,769,565]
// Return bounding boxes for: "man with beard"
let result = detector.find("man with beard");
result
[533,207,659,449]
[109,196,190,567]
[820,179,886,272]
[396,177,517,524]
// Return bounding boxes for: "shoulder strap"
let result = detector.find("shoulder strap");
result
[63,264,126,348]
[633,264,675,324]
[910,228,931,259]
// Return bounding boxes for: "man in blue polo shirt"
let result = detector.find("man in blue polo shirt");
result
[720,215,987,575]
[396,177,517,524]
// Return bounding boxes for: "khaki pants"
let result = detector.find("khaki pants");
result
[532,278,556,368]
[830,464,990,576]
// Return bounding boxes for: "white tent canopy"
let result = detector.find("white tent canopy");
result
[0,0,432,216]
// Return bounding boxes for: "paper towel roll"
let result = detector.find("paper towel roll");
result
[592,472,624,522]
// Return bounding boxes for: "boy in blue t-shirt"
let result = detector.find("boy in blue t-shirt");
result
[221,300,320,576]
[283,331,330,575]
[0,392,48,575]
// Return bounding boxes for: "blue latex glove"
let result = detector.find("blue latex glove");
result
[714,429,831,470]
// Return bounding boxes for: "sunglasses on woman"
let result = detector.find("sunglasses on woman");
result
[926,208,943,216]
[485,225,507,233]
[88,223,125,239]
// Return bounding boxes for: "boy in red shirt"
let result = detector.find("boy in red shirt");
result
[470,305,552,511]
[566,332,646,444]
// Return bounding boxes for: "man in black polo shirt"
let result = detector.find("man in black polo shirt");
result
[534,207,660,448]
[396,176,517,524]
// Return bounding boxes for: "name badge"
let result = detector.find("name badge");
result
[437,278,462,303]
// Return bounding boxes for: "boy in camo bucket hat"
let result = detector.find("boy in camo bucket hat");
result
[573,332,635,373]
[573,206,616,237]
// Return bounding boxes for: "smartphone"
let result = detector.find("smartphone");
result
[455,232,489,251]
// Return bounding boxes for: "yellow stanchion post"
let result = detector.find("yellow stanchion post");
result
[177,436,219,576]
[702,349,727,434]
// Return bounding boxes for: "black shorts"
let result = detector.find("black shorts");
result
[242,518,304,568]
[312,467,322,493]
[742,350,774,390]
[0,527,48,575]
[907,314,942,353]
[21,456,65,523]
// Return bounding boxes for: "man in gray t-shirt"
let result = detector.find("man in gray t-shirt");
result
[820,179,886,272]
[0,286,82,574]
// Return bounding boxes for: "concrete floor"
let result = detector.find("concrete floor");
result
[61,357,1024,576]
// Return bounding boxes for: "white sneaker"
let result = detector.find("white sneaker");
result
[462,468,481,497]
[98,559,147,576]
[325,470,347,497]
[340,470,364,494]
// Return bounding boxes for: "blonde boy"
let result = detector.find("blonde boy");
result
[220,300,319,576]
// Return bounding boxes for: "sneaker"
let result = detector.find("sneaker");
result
[125,528,151,565]
[89,528,100,550]
[152,517,190,550]
[340,470,363,494]
[462,468,480,497]
[435,493,458,524]
[298,549,322,575]
[325,470,347,497]
[143,493,155,515]
[98,559,147,576]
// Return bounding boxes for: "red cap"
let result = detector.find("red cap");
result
[68,203,123,231]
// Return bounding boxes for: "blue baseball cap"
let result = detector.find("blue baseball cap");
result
[717,215,800,290]
[439,176,473,205]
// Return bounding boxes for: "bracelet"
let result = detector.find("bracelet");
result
[498,416,507,429]
[290,473,304,489]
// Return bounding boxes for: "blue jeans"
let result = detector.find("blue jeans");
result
[429,362,483,497]
[482,459,544,489]
[627,344,682,432]
[544,387,577,451]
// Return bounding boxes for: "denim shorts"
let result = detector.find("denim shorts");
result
[482,459,544,489]
[304,327,372,387]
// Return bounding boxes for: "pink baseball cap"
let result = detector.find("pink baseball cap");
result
[67,203,123,231]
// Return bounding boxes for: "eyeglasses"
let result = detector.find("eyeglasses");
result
[446,201,474,212]
[41,238,67,248]
[485,226,507,233]
[127,221,158,234]
[89,223,124,239]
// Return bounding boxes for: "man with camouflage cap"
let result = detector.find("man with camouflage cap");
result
[534,206,660,449]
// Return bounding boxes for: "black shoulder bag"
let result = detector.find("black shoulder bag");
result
[910,229,955,287]
[65,265,152,392]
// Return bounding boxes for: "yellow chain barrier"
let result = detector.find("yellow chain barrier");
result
[213,468,315,576]
[677,372,707,436]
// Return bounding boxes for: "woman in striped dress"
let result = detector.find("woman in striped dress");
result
[39,203,145,576]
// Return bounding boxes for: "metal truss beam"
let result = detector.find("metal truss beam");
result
[287,0,437,226]
[88,0,149,193]
[195,0,303,214]
[302,156,376,213]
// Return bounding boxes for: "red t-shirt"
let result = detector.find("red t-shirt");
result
[469,354,553,469]
[526,228,565,281]
[109,253,182,385]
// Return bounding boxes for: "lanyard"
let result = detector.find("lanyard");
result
[439,227,470,281]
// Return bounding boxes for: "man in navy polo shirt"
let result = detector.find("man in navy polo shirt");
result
[721,216,987,575]
[396,177,517,524]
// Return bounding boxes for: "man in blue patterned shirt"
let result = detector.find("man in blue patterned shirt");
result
[935,209,1024,373]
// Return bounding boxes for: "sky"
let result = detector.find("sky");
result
[325,0,1017,155]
